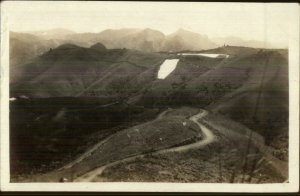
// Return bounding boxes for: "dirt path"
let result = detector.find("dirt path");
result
[159,109,214,153]
[62,108,286,182]
[74,109,215,182]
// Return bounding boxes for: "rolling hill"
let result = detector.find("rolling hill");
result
[10,43,168,97]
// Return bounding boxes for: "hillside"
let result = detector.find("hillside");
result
[10,97,162,179]
[95,109,285,183]
[207,50,288,144]
[13,107,201,182]
[19,107,285,183]
[10,43,288,183]
[10,43,168,97]
[11,45,288,144]
[135,47,288,147]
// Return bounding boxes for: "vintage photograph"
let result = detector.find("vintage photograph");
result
[1,1,299,192]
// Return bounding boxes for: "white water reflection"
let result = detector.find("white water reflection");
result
[178,53,229,58]
[157,59,179,79]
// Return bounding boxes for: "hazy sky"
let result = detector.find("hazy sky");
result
[2,2,298,46]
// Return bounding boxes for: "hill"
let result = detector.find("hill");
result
[10,97,162,179]
[10,43,168,97]
[53,111,201,182]
[11,45,288,144]
[10,44,289,182]
[207,50,288,144]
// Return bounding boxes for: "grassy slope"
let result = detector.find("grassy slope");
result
[141,47,288,146]
[26,108,200,182]
[207,50,288,144]
[10,98,161,180]
[136,55,225,107]
[93,111,285,183]
[10,44,168,98]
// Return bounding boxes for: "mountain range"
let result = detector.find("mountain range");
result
[10,28,284,67]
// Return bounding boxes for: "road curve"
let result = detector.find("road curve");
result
[159,109,215,153]
[74,109,215,182]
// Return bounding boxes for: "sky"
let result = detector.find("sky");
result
[2,2,298,47]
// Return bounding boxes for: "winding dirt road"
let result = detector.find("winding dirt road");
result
[60,107,287,182]
[74,109,215,182]
[59,108,173,171]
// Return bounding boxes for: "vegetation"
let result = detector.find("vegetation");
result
[10,97,161,181]
[97,131,284,183]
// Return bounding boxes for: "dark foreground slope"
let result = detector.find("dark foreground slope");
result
[10,97,161,180]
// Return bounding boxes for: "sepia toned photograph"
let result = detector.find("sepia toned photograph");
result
[0,1,299,192]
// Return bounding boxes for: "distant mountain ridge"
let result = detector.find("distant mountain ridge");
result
[9,28,214,67]
[26,28,76,40]
[163,28,218,52]
[22,27,285,49]
[10,28,286,68]
[52,28,217,52]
